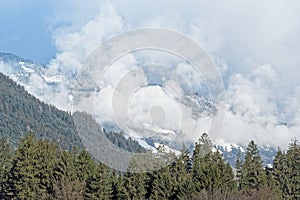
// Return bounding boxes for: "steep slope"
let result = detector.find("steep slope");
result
[0,72,82,150]
[0,72,145,153]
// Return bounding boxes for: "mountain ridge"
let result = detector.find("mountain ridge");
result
[0,52,278,167]
[0,69,144,153]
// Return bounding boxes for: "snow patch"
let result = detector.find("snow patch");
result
[21,65,35,73]
[41,74,63,83]
[154,142,181,155]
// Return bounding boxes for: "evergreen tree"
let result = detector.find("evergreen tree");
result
[192,133,213,193]
[76,150,96,182]
[240,140,267,191]
[53,149,85,199]
[0,137,12,198]
[286,139,300,199]
[84,163,113,200]
[212,151,236,193]
[272,148,290,199]
[54,150,78,182]
[148,166,173,200]
[191,133,236,196]
[123,152,150,200]
[170,144,193,199]
[111,171,129,200]
[34,139,58,196]
[235,149,243,190]
[8,134,41,199]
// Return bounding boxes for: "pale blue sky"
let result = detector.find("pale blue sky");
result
[0,1,56,64]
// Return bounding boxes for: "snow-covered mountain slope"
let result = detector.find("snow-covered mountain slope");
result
[142,139,277,168]
[0,53,45,82]
[0,52,278,167]
[0,53,63,97]
[0,53,73,109]
[215,143,277,167]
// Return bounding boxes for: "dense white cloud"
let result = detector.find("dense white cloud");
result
[43,0,300,148]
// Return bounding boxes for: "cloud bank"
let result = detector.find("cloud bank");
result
[42,0,300,148]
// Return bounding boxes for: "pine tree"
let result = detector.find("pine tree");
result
[235,149,243,190]
[84,163,113,200]
[191,133,213,193]
[34,139,58,196]
[54,150,78,182]
[213,151,236,193]
[53,149,84,199]
[286,139,300,199]
[170,144,193,199]
[76,150,96,182]
[111,171,129,200]
[0,137,12,199]
[240,140,267,191]
[272,148,291,199]
[8,134,40,199]
[148,166,173,200]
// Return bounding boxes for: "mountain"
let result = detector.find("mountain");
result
[215,144,277,167]
[142,138,277,167]
[0,53,65,102]
[0,52,277,167]
[0,71,81,150]
[0,70,144,153]
[0,52,59,83]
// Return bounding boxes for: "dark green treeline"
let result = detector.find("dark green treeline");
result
[0,133,299,200]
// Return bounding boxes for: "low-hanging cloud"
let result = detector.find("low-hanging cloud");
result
[38,0,300,149]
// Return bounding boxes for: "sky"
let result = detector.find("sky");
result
[0,1,57,63]
[1,0,300,148]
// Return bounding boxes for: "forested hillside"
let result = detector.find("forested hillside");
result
[0,72,82,150]
[0,72,143,152]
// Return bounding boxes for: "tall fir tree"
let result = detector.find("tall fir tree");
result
[148,166,173,200]
[76,150,96,182]
[240,140,267,191]
[84,163,113,200]
[0,137,12,199]
[272,148,290,199]
[192,133,213,193]
[111,171,129,200]
[8,134,41,199]
[53,149,84,199]
[286,139,300,199]
[170,144,193,199]
[235,149,243,190]
[34,139,58,196]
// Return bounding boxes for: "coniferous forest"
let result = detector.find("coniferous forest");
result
[0,133,299,200]
[0,63,300,199]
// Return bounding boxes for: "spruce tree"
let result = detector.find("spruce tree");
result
[191,133,213,193]
[8,134,40,199]
[0,137,12,199]
[213,151,236,193]
[84,163,113,200]
[34,139,58,196]
[240,140,267,191]
[111,171,129,200]
[76,150,96,182]
[286,139,300,199]
[170,144,193,199]
[272,148,290,199]
[148,166,173,200]
[53,149,84,199]
[235,149,243,190]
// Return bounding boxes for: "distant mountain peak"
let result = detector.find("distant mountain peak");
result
[0,52,35,64]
